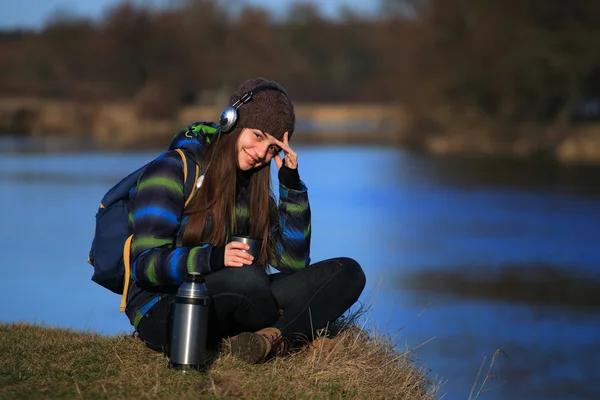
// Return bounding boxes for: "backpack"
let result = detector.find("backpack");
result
[87,148,199,312]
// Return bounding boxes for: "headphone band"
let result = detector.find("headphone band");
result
[231,85,288,109]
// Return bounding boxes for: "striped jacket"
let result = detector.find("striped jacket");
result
[125,122,311,328]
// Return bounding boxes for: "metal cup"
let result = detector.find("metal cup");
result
[229,235,263,260]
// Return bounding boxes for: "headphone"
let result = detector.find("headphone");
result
[219,85,288,133]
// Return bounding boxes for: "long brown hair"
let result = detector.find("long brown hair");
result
[181,127,275,265]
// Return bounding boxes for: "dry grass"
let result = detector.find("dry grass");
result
[0,320,436,400]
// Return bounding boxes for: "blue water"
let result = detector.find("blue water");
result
[1,146,600,400]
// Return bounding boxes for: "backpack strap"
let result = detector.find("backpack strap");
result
[175,148,199,208]
[119,148,198,313]
[119,235,134,312]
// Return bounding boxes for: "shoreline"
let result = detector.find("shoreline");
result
[2,97,600,165]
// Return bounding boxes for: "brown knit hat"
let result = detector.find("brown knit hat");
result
[229,78,295,141]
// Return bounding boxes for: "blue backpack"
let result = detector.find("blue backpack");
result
[88,148,198,311]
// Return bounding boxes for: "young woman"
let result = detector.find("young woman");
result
[125,77,366,364]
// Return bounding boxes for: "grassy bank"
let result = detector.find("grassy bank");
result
[0,97,405,148]
[4,96,600,164]
[0,322,436,399]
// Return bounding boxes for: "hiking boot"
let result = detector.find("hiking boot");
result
[228,327,289,364]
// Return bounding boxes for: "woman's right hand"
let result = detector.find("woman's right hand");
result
[224,241,254,267]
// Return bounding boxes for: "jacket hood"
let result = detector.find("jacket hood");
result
[168,122,221,163]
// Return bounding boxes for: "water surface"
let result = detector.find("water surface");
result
[1,146,599,400]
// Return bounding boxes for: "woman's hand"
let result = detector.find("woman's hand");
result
[274,132,298,170]
[224,241,254,267]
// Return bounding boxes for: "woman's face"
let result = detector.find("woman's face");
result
[236,128,282,171]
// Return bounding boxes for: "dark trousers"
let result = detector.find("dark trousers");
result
[136,257,366,354]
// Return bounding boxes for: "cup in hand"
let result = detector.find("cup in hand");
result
[229,235,263,261]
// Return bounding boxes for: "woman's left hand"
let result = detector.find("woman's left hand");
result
[273,132,298,170]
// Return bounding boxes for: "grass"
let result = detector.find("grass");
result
[0,318,437,399]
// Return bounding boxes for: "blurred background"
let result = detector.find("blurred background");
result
[1,1,600,399]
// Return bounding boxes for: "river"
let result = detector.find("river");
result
[1,143,599,400]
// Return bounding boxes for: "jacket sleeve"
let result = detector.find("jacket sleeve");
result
[129,150,221,288]
[269,181,312,273]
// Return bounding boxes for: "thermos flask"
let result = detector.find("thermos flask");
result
[168,272,210,370]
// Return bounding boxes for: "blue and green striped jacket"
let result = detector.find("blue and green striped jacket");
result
[125,122,311,328]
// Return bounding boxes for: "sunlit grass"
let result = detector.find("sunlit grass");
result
[0,317,437,400]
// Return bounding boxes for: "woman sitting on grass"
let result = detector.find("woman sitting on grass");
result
[125,77,366,363]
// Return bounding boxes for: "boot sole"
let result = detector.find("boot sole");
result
[229,332,267,364]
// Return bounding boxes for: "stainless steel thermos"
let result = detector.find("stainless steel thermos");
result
[168,272,210,370]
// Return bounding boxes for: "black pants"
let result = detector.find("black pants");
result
[136,257,366,354]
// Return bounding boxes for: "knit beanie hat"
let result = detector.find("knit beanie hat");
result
[229,78,295,141]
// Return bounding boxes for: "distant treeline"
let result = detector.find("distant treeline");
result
[1,0,600,128]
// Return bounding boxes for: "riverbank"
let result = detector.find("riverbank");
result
[2,97,600,164]
[0,322,435,399]
[0,97,406,149]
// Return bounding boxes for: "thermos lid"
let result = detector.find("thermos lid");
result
[177,273,208,299]
[189,272,204,282]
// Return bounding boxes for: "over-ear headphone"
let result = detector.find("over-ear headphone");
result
[219,85,288,133]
